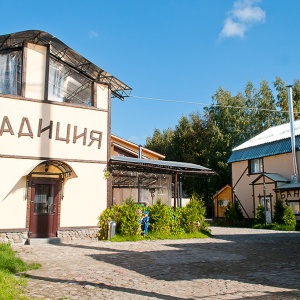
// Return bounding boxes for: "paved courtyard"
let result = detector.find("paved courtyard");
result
[13,227,300,300]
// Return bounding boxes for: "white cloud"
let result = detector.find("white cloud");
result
[88,31,99,39]
[220,18,247,38]
[220,0,266,39]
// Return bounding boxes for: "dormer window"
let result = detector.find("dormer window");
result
[0,50,22,96]
[48,58,92,106]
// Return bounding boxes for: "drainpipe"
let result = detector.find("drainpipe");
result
[287,85,299,183]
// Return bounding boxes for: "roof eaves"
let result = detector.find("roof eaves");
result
[228,136,300,163]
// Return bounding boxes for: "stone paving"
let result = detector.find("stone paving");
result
[13,227,300,300]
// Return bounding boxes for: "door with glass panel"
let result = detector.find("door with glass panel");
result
[29,180,59,238]
[260,196,272,224]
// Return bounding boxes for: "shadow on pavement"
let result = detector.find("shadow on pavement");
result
[58,231,300,292]
[26,274,192,300]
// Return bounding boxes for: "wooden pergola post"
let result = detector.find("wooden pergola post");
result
[174,172,178,211]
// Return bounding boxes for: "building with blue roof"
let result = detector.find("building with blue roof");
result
[228,120,300,221]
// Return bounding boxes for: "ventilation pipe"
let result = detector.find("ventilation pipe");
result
[287,85,299,183]
[138,145,143,159]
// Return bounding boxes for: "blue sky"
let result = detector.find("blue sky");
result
[1,0,300,145]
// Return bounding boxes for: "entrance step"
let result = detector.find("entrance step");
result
[26,237,61,245]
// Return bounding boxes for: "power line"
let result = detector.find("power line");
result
[129,95,297,114]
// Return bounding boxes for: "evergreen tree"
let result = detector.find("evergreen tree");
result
[224,201,244,226]
[273,198,285,224]
[282,205,297,228]
[254,204,265,225]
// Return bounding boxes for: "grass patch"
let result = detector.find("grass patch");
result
[0,270,28,300]
[0,243,41,300]
[109,230,211,242]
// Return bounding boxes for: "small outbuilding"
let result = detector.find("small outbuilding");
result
[213,185,232,218]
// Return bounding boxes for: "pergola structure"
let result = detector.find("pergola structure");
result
[109,156,215,209]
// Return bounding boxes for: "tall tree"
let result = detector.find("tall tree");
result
[145,77,300,204]
[252,79,281,134]
[145,128,174,158]
[274,77,300,122]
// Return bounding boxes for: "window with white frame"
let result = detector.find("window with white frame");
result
[288,201,300,215]
[48,58,92,106]
[250,158,263,174]
[0,50,22,96]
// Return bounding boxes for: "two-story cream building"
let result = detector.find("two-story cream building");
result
[0,30,131,243]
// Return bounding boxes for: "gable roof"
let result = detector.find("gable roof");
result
[228,120,300,163]
[213,184,231,198]
[251,173,289,184]
[111,135,165,160]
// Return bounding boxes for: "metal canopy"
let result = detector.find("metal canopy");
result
[251,173,289,185]
[109,156,215,176]
[0,30,132,100]
[30,160,77,178]
[275,182,300,191]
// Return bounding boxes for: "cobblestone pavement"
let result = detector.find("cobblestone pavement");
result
[13,227,300,300]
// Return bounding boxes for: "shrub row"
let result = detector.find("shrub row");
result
[220,198,297,230]
[98,193,208,239]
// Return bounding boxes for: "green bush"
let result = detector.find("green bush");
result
[273,198,285,224]
[181,193,208,232]
[99,196,144,239]
[147,199,173,234]
[282,205,297,229]
[99,193,208,239]
[254,204,265,225]
[117,197,141,236]
[170,208,186,235]
[98,204,121,239]
[224,201,244,226]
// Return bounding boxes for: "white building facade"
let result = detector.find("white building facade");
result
[0,30,131,243]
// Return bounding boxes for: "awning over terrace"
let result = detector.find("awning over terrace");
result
[109,156,215,176]
[109,156,215,209]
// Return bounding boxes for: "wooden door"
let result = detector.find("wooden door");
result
[29,180,59,238]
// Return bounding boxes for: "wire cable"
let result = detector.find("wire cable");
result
[129,95,298,114]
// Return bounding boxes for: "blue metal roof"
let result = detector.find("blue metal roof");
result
[228,136,300,163]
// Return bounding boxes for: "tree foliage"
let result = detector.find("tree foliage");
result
[145,77,300,199]
[224,201,244,226]
[273,198,285,224]
[282,205,297,228]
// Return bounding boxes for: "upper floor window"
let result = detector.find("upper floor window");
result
[0,50,22,96]
[48,58,92,106]
[249,158,263,174]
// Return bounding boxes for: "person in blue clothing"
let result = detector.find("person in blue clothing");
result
[143,211,149,235]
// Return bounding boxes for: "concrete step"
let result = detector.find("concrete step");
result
[26,237,61,245]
